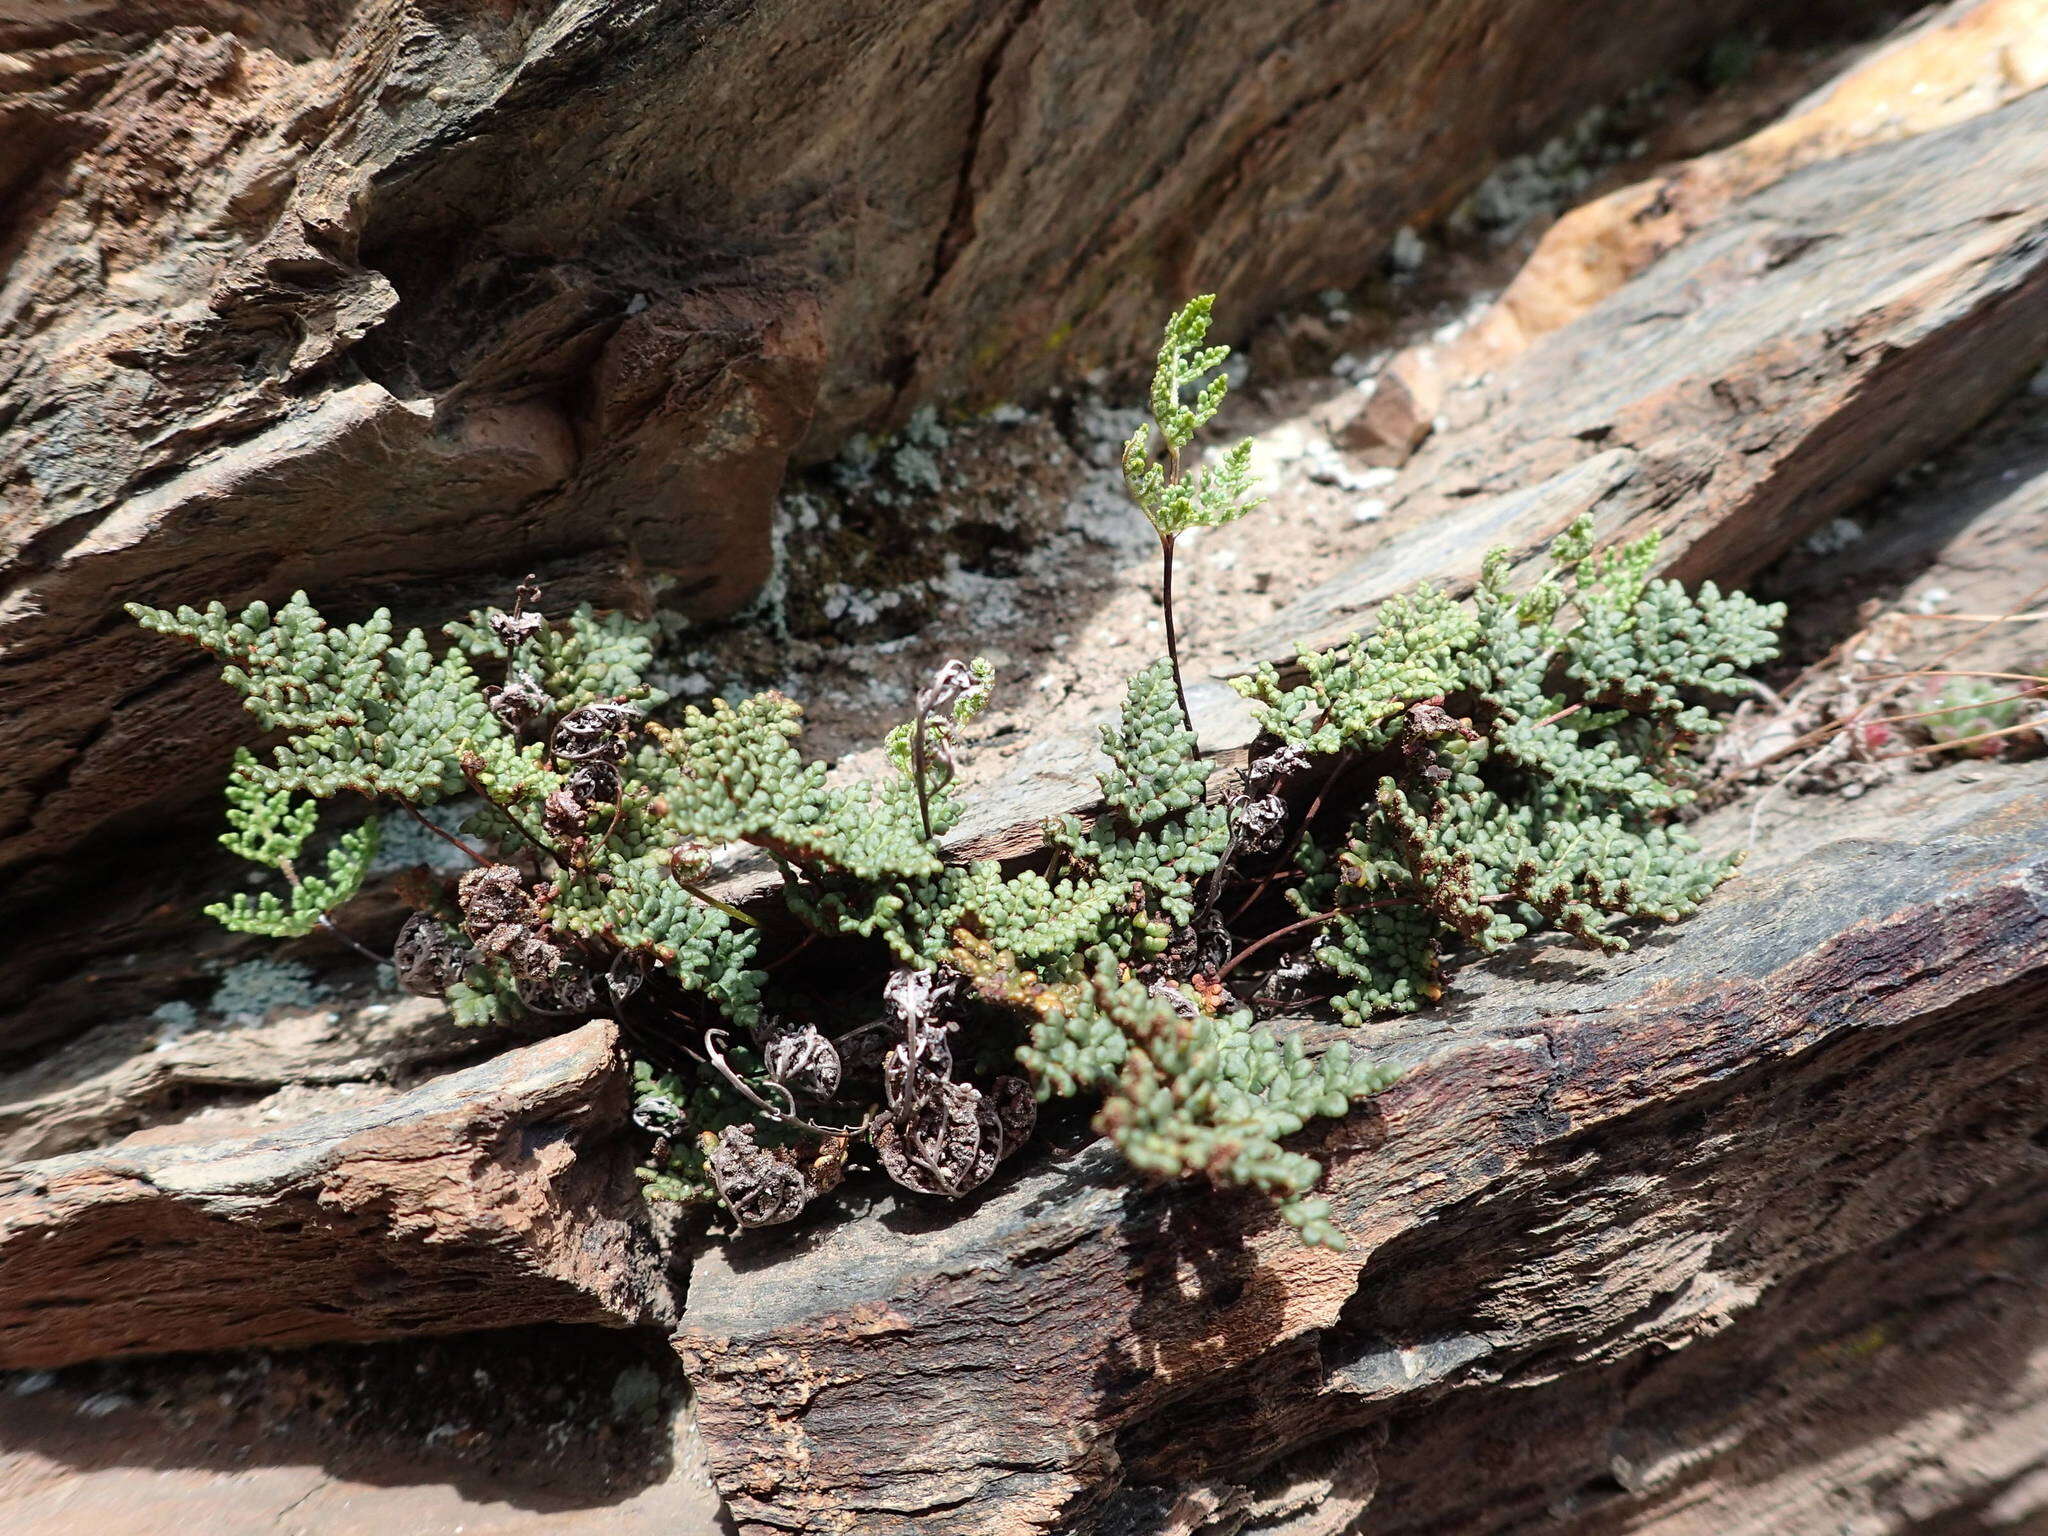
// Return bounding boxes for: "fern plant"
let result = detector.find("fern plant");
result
[1232,527,1782,1020]
[1121,295,1264,732]
[131,300,1782,1250]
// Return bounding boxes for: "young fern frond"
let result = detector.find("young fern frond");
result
[1013,951,1398,1248]
[1121,294,1267,732]
[206,824,381,938]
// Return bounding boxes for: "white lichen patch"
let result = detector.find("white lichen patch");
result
[209,957,328,1024]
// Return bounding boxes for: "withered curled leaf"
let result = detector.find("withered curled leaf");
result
[1246,743,1311,791]
[707,1124,812,1228]
[488,607,546,650]
[883,966,959,1032]
[518,964,597,1015]
[492,928,564,983]
[876,1080,1000,1197]
[456,864,532,934]
[485,671,549,731]
[565,759,622,809]
[883,1028,954,1112]
[633,1093,687,1138]
[763,1023,842,1101]
[1232,792,1289,855]
[552,700,641,763]
[542,785,589,844]
[806,1136,851,1197]
[987,1075,1038,1159]
[606,950,647,1004]
[391,912,469,998]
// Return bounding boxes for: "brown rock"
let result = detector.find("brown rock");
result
[0,993,475,1164]
[0,0,1823,926]
[1329,351,1443,465]
[1386,0,2048,409]
[675,762,2048,1535]
[1373,86,2048,598]
[928,89,2048,872]
[0,1020,673,1369]
[671,124,2048,1509]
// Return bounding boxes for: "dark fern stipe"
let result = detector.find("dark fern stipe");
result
[128,301,1782,1247]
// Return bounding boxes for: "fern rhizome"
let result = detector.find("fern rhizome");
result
[130,298,1783,1247]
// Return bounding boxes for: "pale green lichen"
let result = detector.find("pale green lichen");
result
[209,957,328,1022]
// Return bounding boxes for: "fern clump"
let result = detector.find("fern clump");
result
[1234,524,1783,1021]
[133,299,1782,1249]
[202,755,381,937]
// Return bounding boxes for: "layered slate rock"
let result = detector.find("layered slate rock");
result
[945,87,2048,863]
[1241,83,2048,653]
[0,993,475,1164]
[4,11,2048,1527]
[675,762,2048,1535]
[0,0,1812,928]
[1371,0,2048,435]
[0,1021,673,1369]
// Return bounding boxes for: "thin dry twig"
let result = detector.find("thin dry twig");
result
[1736,582,2048,852]
[1873,717,2047,762]
[1733,581,2048,781]
[1217,900,1406,982]
[1854,669,2048,687]
[402,803,492,867]
[1867,686,2046,730]
[703,1028,871,1139]
[1893,610,2048,624]
[677,879,765,929]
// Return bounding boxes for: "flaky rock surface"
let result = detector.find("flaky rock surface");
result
[1376,0,2048,425]
[0,1020,673,1369]
[676,762,2048,1536]
[932,84,2048,867]
[669,70,2048,1535]
[6,8,2048,1531]
[0,0,1796,948]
